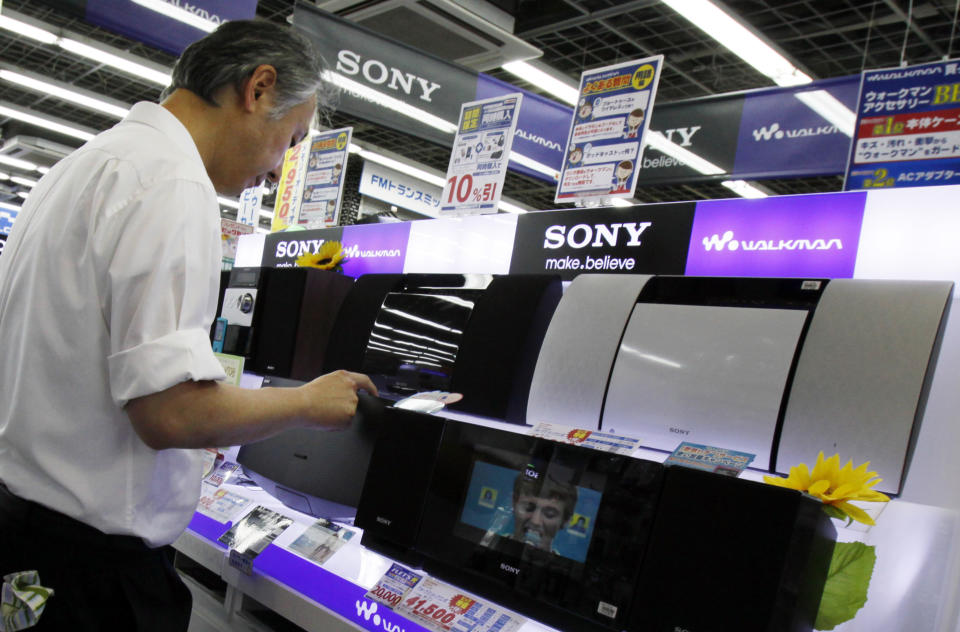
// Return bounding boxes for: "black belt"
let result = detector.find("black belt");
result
[0,482,158,558]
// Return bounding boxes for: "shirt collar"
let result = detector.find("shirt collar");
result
[123,102,206,172]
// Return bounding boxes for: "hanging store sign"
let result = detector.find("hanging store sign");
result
[85,0,257,55]
[508,203,695,281]
[556,56,663,204]
[684,192,866,279]
[358,161,443,217]
[734,78,859,178]
[293,5,474,148]
[845,59,960,190]
[440,93,522,216]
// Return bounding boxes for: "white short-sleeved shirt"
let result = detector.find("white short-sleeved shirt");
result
[0,102,227,547]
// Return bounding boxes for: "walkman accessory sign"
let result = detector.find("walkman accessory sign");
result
[556,56,663,204]
[845,58,960,190]
[441,94,522,216]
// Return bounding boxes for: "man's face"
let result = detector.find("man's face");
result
[217,94,316,196]
[513,494,566,551]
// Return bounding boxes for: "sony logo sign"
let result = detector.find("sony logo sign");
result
[500,562,521,575]
[376,516,392,526]
[544,222,652,250]
[336,50,441,102]
[669,427,691,436]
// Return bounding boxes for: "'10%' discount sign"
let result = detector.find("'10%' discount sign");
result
[440,94,523,216]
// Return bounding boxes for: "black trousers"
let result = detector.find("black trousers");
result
[0,483,192,631]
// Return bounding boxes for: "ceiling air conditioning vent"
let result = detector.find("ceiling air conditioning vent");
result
[313,0,540,71]
[0,135,74,169]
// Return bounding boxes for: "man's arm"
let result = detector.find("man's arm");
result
[125,369,377,450]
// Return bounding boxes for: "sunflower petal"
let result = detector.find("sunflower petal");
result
[833,501,876,526]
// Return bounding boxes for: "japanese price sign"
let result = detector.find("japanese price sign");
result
[441,94,522,216]
[845,58,960,190]
[395,576,524,632]
[299,127,353,228]
[556,55,663,204]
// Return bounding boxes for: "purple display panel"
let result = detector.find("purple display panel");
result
[340,223,411,277]
[733,76,860,179]
[685,192,866,278]
[187,512,230,545]
[254,546,433,632]
[86,0,257,55]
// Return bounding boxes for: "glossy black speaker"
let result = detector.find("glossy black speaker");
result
[629,465,836,632]
[355,407,446,565]
[322,274,403,372]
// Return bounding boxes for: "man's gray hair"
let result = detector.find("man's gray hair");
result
[160,19,335,120]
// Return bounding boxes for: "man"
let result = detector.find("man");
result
[0,19,375,630]
[511,471,578,554]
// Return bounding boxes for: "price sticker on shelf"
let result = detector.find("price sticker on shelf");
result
[440,93,522,217]
[395,576,525,632]
[365,563,423,609]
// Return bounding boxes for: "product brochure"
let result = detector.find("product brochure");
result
[365,563,423,609]
[287,518,355,566]
[218,505,293,556]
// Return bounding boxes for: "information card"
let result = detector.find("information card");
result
[556,56,663,204]
[440,94,522,216]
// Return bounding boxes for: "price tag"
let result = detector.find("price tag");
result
[395,576,524,632]
[365,563,423,609]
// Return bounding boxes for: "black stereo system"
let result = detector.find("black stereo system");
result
[218,266,354,381]
[356,407,837,632]
[321,273,562,423]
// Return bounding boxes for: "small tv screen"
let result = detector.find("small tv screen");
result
[457,456,602,564]
[361,291,477,398]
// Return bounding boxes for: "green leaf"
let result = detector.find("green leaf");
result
[815,541,876,630]
[821,504,848,522]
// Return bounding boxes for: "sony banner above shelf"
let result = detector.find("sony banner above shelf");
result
[263,222,410,277]
[240,183,960,290]
[508,203,695,281]
[845,58,960,190]
[84,0,257,55]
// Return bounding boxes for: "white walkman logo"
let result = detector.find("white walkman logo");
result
[752,121,840,142]
[702,230,842,252]
[355,600,406,632]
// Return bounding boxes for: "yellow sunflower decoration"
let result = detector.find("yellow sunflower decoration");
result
[764,452,890,525]
[296,240,346,272]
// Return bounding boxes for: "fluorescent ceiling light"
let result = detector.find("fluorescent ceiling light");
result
[356,147,447,188]
[501,61,579,105]
[0,153,41,173]
[0,102,97,141]
[323,70,458,135]
[497,200,528,214]
[57,39,171,86]
[258,209,274,220]
[217,197,240,209]
[130,0,218,32]
[10,176,37,188]
[794,90,856,136]
[609,198,634,207]
[0,201,21,212]
[0,15,57,45]
[661,0,811,87]
[645,131,725,175]
[0,13,171,86]
[509,151,560,181]
[16,191,29,200]
[721,179,768,198]
[0,69,130,119]
[0,170,9,180]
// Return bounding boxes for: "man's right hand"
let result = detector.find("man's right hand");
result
[298,370,379,431]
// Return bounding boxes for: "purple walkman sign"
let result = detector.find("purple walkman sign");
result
[685,192,867,278]
[340,223,410,277]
